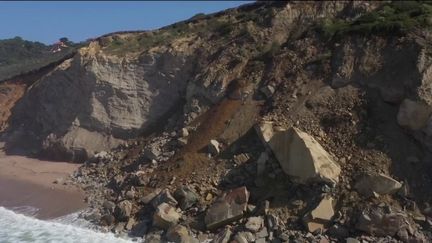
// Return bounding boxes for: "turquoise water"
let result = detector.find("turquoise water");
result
[0,207,138,243]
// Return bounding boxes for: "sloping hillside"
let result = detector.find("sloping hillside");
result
[0,37,77,81]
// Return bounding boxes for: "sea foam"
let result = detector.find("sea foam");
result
[0,207,140,243]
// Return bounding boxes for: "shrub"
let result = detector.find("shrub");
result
[320,1,432,40]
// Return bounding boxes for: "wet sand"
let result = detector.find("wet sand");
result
[0,154,86,219]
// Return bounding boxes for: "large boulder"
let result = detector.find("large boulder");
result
[205,186,250,230]
[397,99,432,130]
[355,173,402,197]
[268,127,341,184]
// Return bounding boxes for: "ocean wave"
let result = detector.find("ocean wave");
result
[0,207,140,243]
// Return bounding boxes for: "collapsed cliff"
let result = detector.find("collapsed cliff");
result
[2,1,432,242]
[2,1,359,161]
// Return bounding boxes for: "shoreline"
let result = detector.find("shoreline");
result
[0,154,86,219]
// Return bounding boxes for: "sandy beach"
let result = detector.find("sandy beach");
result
[0,154,86,219]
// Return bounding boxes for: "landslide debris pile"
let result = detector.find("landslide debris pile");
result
[2,1,432,242]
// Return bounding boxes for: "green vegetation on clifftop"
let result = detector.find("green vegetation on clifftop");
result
[0,37,77,82]
[321,1,432,39]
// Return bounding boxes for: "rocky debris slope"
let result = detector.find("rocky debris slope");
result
[68,2,432,242]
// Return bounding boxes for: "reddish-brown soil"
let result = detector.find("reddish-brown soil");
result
[0,81,26,131]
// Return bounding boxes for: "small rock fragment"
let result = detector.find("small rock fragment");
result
[180,128,189,137]
[345,238,360,243]
[115,200,133,221]
[355,173,402,197]
[205,186,250,230]
[255,121,274,144]
[245,216,264,233]
[166,224,193,243]
[153,203,181,229]
[100,214,115,226]
[397,99,432,130]
[144,147,161,161]
[102,200,116,213]
[208,140,220,155]
[303,196,335,232]
[234,231,255,243]
[212,227,232,243]
[261,85,275,98]
[173,186,199,210]
[151,189,178,208]
[142,188,162,204]
[125,217,136,231]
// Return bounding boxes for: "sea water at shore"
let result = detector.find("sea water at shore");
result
[0,206,136,243]
[0,155,139,242]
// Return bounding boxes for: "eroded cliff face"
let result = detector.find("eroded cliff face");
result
[6,41,198,161]
[4,1,369,161]
[330,34,432,155]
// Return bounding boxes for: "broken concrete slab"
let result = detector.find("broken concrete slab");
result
[303,196,335,233]
[268,127,341,184]
[355,173,402,197]
[205,186,250,230]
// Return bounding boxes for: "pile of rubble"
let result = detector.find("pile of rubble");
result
[71,120,430,242]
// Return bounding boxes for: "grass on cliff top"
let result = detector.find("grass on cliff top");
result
[321,1,432,39]
[103,4,274,55]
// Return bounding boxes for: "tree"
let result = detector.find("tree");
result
[59,37,73,46]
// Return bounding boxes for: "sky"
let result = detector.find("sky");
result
[0,1,250,44]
